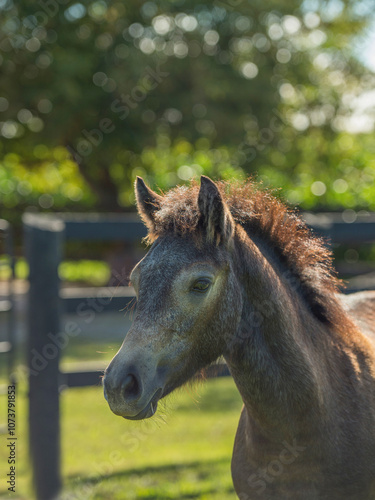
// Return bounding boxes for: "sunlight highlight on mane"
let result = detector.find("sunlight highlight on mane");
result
[144,178,350,329]
[224,180,345,328]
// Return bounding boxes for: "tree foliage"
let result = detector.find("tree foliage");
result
[0,0,374,216]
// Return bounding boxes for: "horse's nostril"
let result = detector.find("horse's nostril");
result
[122,373,140,400]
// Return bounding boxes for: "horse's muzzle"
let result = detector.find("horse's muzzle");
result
[103,364,163,419]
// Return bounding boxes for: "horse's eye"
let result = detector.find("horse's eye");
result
[192,279,211,293]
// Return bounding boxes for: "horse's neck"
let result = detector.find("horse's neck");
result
[224,231,327,439]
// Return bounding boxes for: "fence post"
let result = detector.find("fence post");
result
[24,214,64,500]
[5,221,16,384]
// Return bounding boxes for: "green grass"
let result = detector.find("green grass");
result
[61,337,120,366]
[59,260,111,286]
[0,257,111,286]
[0,303,242,499]
[0,375,243,499]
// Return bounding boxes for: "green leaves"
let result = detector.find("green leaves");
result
[0,0,374,218]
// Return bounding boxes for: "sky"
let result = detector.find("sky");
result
[358,21,375,72]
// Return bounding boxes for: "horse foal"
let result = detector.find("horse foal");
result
[104,176,375,499]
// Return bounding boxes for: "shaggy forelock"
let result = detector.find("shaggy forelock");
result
[146,182,202,243]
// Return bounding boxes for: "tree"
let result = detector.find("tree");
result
[0,0,374,211]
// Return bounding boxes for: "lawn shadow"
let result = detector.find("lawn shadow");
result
[65,456,236,499]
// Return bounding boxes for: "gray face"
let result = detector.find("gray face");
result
[103,235,242,420]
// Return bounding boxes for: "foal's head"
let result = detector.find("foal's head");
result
[103,176,242,419]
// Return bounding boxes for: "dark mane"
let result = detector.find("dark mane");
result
[143,179,344,327]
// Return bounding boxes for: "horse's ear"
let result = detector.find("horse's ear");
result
[135,177,162,229]
[198,176,234,246]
